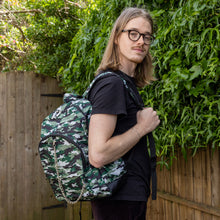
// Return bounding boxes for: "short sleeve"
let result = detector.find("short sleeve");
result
[88,75,127,115]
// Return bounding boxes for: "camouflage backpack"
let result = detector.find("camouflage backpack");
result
[39,72,134,204]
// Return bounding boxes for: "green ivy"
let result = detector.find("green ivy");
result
[58,0,146,92]
[0,0,83,75]
[144,0,220,167]
[2,0,219,165]
[0,0,31,71]
[22,0,84,76]
[59,0,219,166]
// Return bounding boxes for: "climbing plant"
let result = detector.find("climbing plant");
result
[143,0,220,166]
[1,0,219,165]
[0,0,83,75]
[59,0,219,166]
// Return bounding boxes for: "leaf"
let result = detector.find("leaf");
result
[189,65,203,80]
[184,81,192,90]
[175,67,189,80]
[152,9,165,17]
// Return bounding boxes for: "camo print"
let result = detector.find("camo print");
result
[39,72,127,202]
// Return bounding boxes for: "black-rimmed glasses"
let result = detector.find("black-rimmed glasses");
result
[122,29,154,45]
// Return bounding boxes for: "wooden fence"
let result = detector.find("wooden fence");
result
[0,71,69,220]
[147,147,220,220]
[0,71,219,220]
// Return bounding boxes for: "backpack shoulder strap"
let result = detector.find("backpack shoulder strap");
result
[83,71,128,99]
[83,71,141,107]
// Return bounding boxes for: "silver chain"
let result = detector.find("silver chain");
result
[53,139,85,205]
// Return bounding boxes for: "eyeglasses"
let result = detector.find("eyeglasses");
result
[122,29,154,45]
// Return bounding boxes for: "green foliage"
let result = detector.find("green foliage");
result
[23,0,83,76]
[2,0,219,164]
[143,0,220,166]
[59,0,147,92]
[0,0,31,71]
[59,0,219,165]
[0,0,83,75]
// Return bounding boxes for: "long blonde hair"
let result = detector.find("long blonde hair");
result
[96,7,155,87]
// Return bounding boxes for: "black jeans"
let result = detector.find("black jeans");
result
[91,200,147,220]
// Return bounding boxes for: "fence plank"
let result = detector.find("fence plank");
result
[24,72,34,220]
[0,71,8,220]
[211,148,220,208]
[65,204,74,220]
[42,207,65,220]
[15,71,26,219]
[211,148,220,220]
[179,151,187,220]
[32,73,43,220]
[186,150,195,219]
[203,148,212,206]
[72,201,93,220]
[171,152,180,220]
[7,72,17,220]
[193,149,204,220]
[158,191,220,217]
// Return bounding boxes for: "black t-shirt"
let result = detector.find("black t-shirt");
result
[88,70,151,201]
